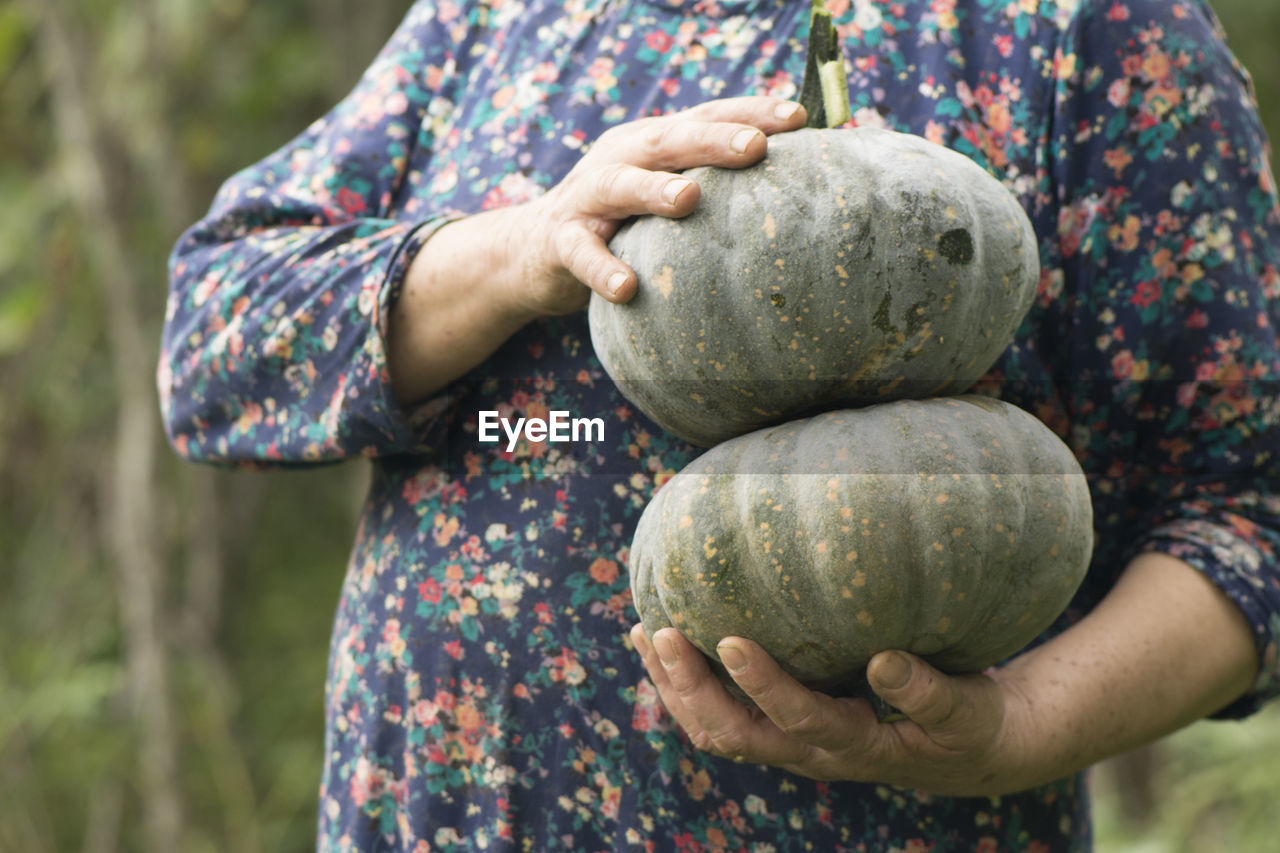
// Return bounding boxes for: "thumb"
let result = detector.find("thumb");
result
[867,650,963,732]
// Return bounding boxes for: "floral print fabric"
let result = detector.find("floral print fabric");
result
[159,0,1280,849]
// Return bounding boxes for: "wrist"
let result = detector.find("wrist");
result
[388,209,541,405]
[985,661,1053,795]
[414,209,543,327]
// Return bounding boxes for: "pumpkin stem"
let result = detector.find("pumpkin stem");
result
[799,0,851,129]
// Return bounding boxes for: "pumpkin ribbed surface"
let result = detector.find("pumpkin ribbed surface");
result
[589,127,1040,446]
[628,396,1093,697]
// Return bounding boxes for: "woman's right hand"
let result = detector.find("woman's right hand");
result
[509,95,807,317]
[390,96,806,404]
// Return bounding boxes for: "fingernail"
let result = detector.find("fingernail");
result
[654,633,679,668]
[774,101,801,121]
[873,652,912,690]
[607,271,628,295]
[717,641,748,674]
[731,128,761,154]
[662,178,693,205]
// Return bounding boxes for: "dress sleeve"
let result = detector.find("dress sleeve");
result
[1049,0,1280,716]
[158,1,462,466]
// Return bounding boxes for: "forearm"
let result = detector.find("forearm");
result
[995,551,1257,792]
[387,208,542,405]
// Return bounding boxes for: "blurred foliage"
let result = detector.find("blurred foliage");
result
[0,0,1276,851]
[1,1,408,850]
[1094,703,1280,852]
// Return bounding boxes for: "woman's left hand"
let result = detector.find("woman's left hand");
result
[630,625,1035,797]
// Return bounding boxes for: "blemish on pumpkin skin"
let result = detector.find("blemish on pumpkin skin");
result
[652,265,675,299]
[938,228,975,265]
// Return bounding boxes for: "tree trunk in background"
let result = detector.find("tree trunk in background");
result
[1104,743,1162,831]
[25,1,183,849]
[318,0,403,93]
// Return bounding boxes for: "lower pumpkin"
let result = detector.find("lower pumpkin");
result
[629,396,1093,703]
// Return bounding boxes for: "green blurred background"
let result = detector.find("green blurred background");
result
[1,1,1277,850]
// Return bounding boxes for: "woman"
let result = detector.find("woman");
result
[160,0,1280,848]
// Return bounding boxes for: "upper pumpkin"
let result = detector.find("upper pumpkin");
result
[589,127,1040,446]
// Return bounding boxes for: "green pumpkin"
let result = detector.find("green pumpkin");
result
[589,127,1039,447]
[629,396,1093,699]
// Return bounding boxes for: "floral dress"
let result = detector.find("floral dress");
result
[158,0,1280,849]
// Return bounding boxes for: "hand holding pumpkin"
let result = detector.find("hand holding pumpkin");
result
[514,95,807,316]
[631,624,1034,797]
[388,95,805,405]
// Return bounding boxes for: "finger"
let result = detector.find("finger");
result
[716,637,875,753]
[867,650,980,738]
[630,623,691,717]
[675,96,807,133]
[649,628,805,763]
[579,162,702,220]
[595,118,771,174]
[631,624,704,734]
[647,628,747,753]
[552,221,635,302]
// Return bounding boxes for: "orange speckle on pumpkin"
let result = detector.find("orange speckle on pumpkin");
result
[762,212,777,239]
[679,515,693,528]
[652,265,675,299]
[857,610,874,626]
[936,493,949,503]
